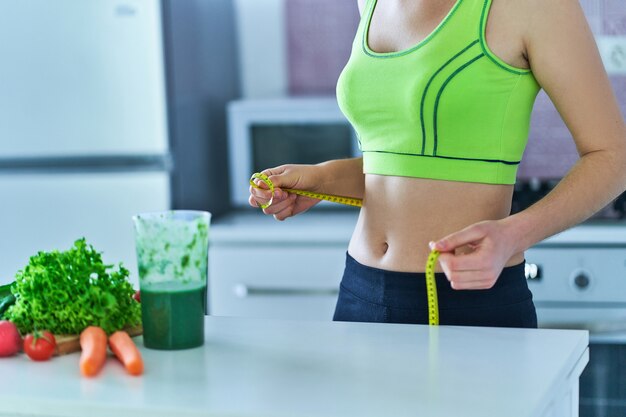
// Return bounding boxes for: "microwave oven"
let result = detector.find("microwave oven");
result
[227,97,361,208]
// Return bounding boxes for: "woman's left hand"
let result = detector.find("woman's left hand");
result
[429,220,519,290]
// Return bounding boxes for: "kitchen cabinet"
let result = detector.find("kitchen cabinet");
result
[209,210,358,319]
[0,316,588,417]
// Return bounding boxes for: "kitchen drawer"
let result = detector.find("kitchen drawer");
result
[525,247,626,303]
[525,246,626,329]
[209,245,346,320]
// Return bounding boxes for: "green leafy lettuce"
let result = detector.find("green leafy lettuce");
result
[6,238,141,335]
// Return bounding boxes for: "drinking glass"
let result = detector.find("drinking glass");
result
[133,210,211,350]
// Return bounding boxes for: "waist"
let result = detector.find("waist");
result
[341,252,531,310]
[348,174,521,272]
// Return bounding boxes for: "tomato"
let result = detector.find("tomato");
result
[133,290,141,303]
[0,320,21,357]
[24,331,56,361]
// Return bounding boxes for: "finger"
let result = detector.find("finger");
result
[268,175,299,192]
[262,193,295,215]
[250,186,289,210]
[430,224,487,252]
[437,251,486,272]
[438,254,491,282]
[250,180,286,200]
[449,279,496,290]
[272,200,297,221]
[445,267,494,283]
[249,194,260,208]
[250,185,285,201]
[261,166,283,178]
[439,261,492,285]
[249,190,271,208]
[249,186,271,202]
[250,170,287,195]
[251,177,270,190]
[259,167,289,189]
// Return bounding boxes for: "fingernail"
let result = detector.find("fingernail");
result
[429,241,435,250]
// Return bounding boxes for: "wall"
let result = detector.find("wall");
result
[286,0,360,95]
[233,0,288,97]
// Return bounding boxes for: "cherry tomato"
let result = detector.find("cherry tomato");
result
[133,290,141,303]
[0,320,21,357]
[24,331,56,361]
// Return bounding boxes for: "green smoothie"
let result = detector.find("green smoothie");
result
[133,210,211,350]
[140,281,207,350]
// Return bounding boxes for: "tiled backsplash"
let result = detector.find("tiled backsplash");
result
[286,0,626,181]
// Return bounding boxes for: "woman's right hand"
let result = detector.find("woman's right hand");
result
[248,164,323,221]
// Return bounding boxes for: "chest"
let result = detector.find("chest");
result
[367,0,459,53]
[366,0,527,70]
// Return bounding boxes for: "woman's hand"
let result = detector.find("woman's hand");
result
[429,219,519,290]
[248,164,323,221]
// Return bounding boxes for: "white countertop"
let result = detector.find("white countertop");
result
[0,316,588,417]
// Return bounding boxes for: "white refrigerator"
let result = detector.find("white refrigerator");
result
[0,0,171,285]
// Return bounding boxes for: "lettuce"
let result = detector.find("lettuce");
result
[6,238,141,335]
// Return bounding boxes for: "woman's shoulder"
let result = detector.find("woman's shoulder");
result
[493,0,587,55]
[493,0,582,27]
[518,0,587,31]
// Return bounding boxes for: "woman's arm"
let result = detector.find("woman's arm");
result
[249,157,364,220]
[501,0,626,251]
[432,0,626,288]
[317,157,365,199]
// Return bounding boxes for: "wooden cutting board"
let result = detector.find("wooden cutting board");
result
[53,325,143,356]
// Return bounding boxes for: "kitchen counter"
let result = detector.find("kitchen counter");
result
[0,316,588,417]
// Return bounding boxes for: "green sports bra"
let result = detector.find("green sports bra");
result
[336,0,541,184]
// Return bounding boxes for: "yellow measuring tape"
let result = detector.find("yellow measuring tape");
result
[250,172,440,325]
[249,172,362,208]
[425,249,440,325]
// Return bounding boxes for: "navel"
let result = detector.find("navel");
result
[381,241,389,255]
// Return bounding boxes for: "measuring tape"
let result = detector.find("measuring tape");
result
[250,172,362,208]
[250,172,440,325]
[425,250,440,325]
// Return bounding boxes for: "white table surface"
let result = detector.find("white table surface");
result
[0,316,588,417]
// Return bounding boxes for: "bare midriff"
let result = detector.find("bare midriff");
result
[347,174,525,273]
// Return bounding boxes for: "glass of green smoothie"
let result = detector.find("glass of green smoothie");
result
[132,210,211,350]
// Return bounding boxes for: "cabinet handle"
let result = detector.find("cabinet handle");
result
[233,284,339,298]
[524,263,542,281]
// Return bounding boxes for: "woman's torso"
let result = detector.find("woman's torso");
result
[348,174,525,272]
[347,0,532,273]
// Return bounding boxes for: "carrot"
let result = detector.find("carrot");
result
[109,330,144,376]
[79,326,108,377]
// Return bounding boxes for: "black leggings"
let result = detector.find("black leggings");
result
[333,252,537,328]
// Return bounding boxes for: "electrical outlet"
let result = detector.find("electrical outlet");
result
[596,36,626,75]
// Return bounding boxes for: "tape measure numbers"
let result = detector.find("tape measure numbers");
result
[250,172,441,325]
[425,250,440,326]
